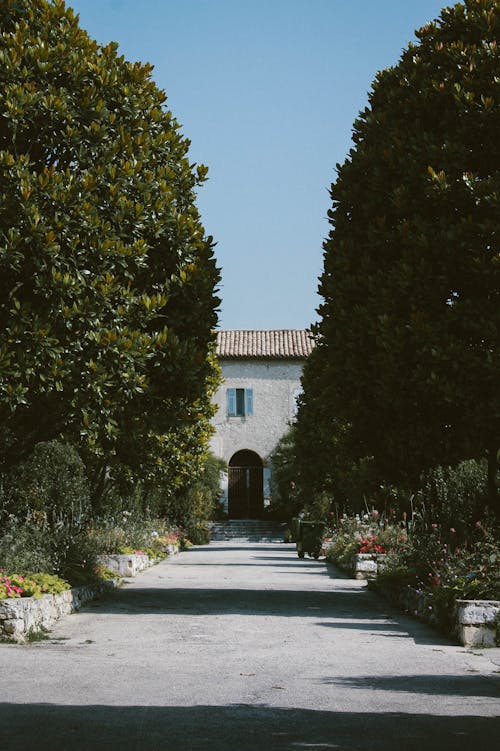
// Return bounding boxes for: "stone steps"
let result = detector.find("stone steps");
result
[208,520,287,542]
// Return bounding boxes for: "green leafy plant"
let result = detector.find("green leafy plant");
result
[0,0,220,502]
[0,571,69,599]
[294,0,500,507]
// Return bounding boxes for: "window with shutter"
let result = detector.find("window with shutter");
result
[245,388,253,415]
[227,388,237,416]
[226,387,254,416]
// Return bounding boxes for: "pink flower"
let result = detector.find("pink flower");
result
[450,528,456,533]
[431,523,438,529]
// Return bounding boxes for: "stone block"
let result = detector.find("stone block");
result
[97,553,152,577]
[459,624,497,648]
[456,600,500,625]
[351,553,386,579]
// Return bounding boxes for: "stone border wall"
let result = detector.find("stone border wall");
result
[456,600,500,648]
[97,546,178,577]
[0,580,119,643]
[97,553,156,577]
[331,553,387,580]
[329,552,500,647]
[373,579,500,648]
[1,547,181,643]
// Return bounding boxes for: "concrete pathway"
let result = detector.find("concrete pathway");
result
[1,542,499,750]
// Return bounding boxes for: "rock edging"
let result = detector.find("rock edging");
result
[372,579,500,648]
[456,599,500,648]
[329,552,500,647]
[331,552,387,580]
[1,547,182,642]
[97,546,178,577]
[0,580,119,643]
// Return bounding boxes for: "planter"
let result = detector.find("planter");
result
[0,580,119,643]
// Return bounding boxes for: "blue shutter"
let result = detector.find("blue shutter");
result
[227,388,236,416]
[245,388,253,416]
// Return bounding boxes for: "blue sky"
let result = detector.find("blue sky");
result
[69,0,447,331]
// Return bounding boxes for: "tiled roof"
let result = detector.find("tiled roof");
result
[216,330,315,359]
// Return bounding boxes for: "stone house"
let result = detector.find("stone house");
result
[210,329,314,518]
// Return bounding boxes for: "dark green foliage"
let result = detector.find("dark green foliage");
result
[416,459,488,540]
[268,428,301,520]
[161,452,225,540]
[0,440,95,582]
[2,440,90,519]
[294,346,381,513]
[0,0,220,497]
[300,0,500,506]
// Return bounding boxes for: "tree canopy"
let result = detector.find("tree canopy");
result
[0,0,220,492]
[297,0,499,505]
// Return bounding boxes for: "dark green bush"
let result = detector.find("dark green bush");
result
[162,453,224,528]
[0,441,95,583]
[3,440,90,521]
[416,459,488,543]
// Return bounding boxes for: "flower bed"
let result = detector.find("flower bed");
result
[325,510,500,647]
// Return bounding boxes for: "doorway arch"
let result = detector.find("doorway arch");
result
[228,450,264,519]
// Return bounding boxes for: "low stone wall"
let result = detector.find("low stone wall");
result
[97,547,178,577]
[1,547,181,643]
[352,553,387,580]
[373,579,500,647]
[97,553,155,577]
[331,553,387,580]
[0,580,118,643]
[456,600,500,648]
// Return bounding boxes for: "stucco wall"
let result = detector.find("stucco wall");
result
[209,357,304,466]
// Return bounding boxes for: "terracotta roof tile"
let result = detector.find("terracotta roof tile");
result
[216,330,315,358]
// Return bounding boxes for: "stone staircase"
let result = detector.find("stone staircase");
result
[208,520,287,542]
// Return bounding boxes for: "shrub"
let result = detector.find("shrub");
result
[0,441,99,585]
[161,453,224,532]
[416,459,488,542]
[87,515,179,557]
[3,440,90,520]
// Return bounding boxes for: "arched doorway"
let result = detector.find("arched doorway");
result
[228,450,264,519]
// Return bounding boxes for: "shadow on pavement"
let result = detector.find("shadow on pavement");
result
[78,584,452,647]
[321,673,500,699]
[0,702,499,751]
[190,545,291,553]
[91,586,367,617]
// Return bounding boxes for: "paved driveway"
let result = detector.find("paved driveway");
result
[1,542,499,750]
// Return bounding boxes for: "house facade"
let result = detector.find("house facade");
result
[210,330,314,519]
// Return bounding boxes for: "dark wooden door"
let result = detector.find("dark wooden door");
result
[228,465,264,519]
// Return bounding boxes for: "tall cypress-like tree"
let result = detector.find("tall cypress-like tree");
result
[0,0,220,490]
[301,0,499,505]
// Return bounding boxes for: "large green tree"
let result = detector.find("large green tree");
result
[0,0,220,490]
[306,0,499,505]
